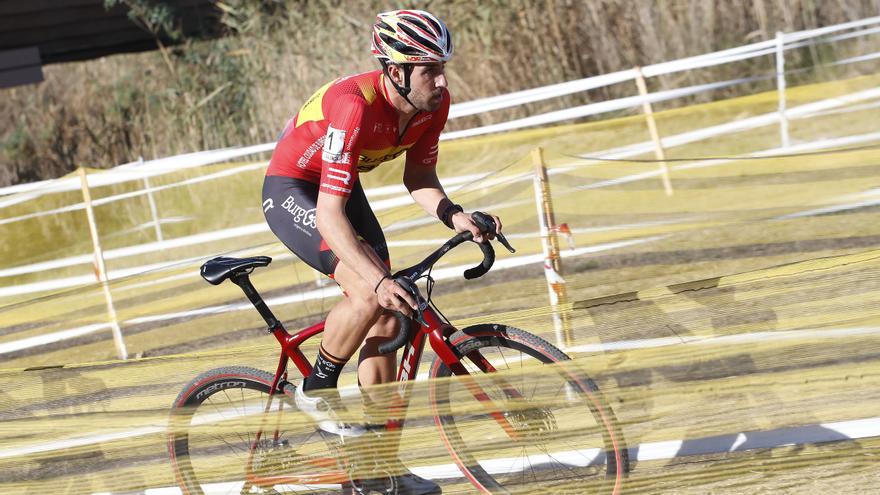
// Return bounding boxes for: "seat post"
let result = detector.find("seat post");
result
[231,273,280,331]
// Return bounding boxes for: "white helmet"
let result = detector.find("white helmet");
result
[371,10,453,64]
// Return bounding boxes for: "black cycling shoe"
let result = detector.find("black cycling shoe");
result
[393,472,441,495]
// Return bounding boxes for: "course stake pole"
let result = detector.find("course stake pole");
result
[634,66,674,196]
[532,147,573,348]
[78,168,128,360]
[775,31,791,148]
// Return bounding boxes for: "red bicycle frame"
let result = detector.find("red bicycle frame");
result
[198,223,529,489]
[240,299,522,488]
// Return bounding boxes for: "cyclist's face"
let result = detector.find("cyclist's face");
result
[407,63,447,112]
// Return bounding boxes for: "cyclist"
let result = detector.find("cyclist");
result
[262,9,501,494]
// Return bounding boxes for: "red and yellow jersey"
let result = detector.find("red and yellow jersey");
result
[266,70,450,197]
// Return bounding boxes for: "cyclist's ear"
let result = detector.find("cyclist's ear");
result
[386,63,407,87]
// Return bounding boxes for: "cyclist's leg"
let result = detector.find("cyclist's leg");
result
[263,175,372,380]
[265,176,393,383]
[340,187,439,494]
[338,179,398,392]
[304,248,386,437]
[358,312,398,387]
[320,255,386,365]
[264,176,379,436]
[319,183,436,491]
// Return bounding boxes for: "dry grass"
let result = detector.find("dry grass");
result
[1,0,879,187]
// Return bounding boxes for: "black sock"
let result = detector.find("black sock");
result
[303,345,349,392]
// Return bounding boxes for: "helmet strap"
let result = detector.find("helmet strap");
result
[381,61,417,109]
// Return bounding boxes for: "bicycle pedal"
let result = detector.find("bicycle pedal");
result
[343,476,396,495]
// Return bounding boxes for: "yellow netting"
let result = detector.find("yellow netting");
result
[1,73,879,493]
[1,249,878,493]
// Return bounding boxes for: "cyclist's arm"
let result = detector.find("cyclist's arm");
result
[403,163,501,242]
[404,93,501,240]
[315,195,415,314]
[403,91,470,234]
[317,95,415,312]
[315,97,384,287]
[403,164,456,223]
[316,193,387,285]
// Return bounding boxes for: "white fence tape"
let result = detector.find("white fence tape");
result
[441,75,766,141]
[0,143,275,201]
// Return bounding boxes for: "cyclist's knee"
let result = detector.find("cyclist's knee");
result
[347,289,383,318]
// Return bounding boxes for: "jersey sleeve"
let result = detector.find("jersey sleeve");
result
[406,90,450,169]
[319,94,368,197]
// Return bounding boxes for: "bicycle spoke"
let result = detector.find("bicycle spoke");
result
[529,370,541,400]
[497,345,510,371]
[542,444,591,479]
[524,446,536,485]
[207,395,250,453]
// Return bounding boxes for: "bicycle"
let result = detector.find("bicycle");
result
[168,213,629,494]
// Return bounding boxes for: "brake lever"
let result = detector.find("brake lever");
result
[472,211,515,253]
[496,232,516,253]
[394,275,428,327]
[412,305,428,327]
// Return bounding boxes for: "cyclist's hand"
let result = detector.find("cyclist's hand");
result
[375,277,417,316]
[452,211,503,243]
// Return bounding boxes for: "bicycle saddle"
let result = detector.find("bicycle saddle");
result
[200,256,272,285]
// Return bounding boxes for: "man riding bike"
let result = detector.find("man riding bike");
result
[262,9,502,494]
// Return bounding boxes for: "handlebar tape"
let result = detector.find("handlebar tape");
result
[378,223,500,354]
[464,241,495,279]
[378,311,412,354]
[378,276,421,355]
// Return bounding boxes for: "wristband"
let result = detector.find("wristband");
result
[374,274,390,293]
[441,203,464,229]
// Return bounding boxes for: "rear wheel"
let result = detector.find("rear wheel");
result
[429,324,629,494]
[168,367,345,495]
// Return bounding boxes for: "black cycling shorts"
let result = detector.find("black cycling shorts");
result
[262,175,389,276]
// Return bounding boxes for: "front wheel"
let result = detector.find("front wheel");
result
[429,324,629,494]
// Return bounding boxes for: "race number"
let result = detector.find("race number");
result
[322,126,349,164]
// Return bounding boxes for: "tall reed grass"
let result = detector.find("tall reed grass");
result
[1,0,878,187]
